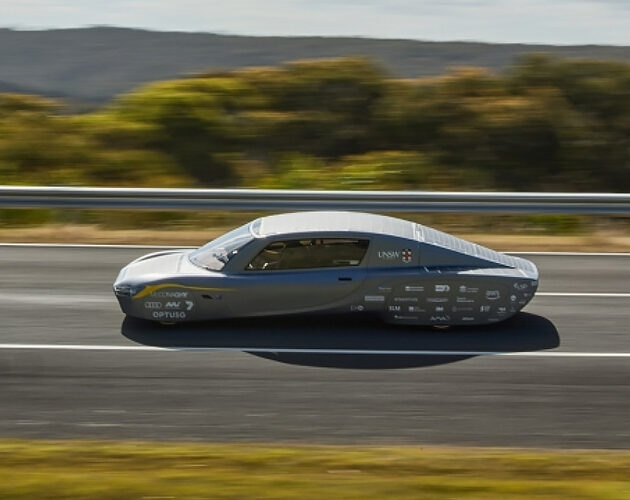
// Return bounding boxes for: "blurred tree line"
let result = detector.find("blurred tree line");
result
[1,54,630,192]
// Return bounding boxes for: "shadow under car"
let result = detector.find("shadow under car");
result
[121,311,560,369]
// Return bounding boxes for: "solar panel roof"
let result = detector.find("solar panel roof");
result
[254,211,416,240]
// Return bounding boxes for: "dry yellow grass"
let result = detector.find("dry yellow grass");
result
[1,224,630,251]
[459,232,630,252]
[0,225,223,246]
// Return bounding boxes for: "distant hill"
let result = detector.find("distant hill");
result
[0,79,71,99]
[2,26,630,103]
[0,81,32,94]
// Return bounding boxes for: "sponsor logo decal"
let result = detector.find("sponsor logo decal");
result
[394,315,419,320]
[430,315,451,322]
[401,249,412,263]
[152,311,186,320]
[152,291,188,299]
[486,290,501,300]
[378,250,400,260]
[364,295,385,302]
[393,297,419,302]
[456,297,475,303]
[452,306,473,312]
[133,283,233,300]
[434,284,450,293]
[145,300,194,311]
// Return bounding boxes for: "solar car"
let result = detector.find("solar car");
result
[113,211,538,326]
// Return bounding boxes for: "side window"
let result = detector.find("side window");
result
[246,238,369,271]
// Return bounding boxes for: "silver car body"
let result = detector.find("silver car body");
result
[114,211,538,326]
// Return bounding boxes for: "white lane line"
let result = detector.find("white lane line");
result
[0,292,626,311]
[6,292,626,303]
[0,243,192,249]
[0,292,628,308]
[0,293,111,305]
[2,243,630,257]
[509,252,630,257]
[537,292,630,298]
[2,343,630,358]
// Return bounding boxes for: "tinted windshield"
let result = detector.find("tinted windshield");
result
[188,223,254,271]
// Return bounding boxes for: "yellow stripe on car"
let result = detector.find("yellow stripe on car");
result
[133,283,233,300]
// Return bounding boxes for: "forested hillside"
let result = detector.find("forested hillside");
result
[2,27,630,102]
[1,55,629,193]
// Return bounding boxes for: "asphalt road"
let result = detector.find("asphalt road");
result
[2,245,630,448]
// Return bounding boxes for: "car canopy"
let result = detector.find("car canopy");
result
[251,211,535,274]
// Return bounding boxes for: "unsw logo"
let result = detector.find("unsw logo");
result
[377,249,412,263]
[378,250,399,260]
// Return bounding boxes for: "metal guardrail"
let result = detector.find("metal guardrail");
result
[1,186,630,214]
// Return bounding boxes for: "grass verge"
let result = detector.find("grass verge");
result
[2,440,630,499]
[2,224,630,252]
